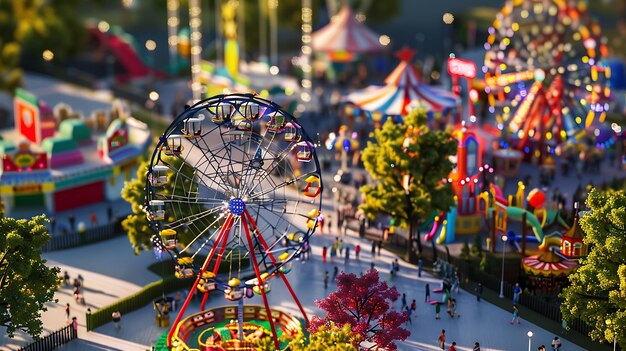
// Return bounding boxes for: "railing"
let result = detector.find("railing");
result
[17,324,77,351]
[446,253,594,336]
[42,221,124,252]
[86,276,192,331]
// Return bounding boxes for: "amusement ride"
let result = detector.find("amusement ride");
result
[146,94,323,350]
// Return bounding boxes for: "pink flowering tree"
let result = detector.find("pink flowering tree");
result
[309,270,410,350]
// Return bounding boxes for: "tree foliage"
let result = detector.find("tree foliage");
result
[310,270,409,350]
[0,0,88,92]
[360,110,457,252]
[121,157,201,254]
[0,214,59,337]
[560,188,626,347]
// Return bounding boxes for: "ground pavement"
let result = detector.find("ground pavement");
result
[0,225,598,351]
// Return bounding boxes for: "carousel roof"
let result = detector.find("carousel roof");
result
[563,206,585,240]
[345,47,460,118]
[311,5,384,54]
[522,251,578,277]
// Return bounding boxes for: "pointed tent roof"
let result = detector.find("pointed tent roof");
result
[345,47,460,118]
[311,5,384,54]
[563,202,585,240]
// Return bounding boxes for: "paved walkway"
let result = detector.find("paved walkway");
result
[0,227,597,351]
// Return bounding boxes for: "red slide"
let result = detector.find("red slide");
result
[89,27,164,82]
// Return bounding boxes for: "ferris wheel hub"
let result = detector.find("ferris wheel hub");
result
[229,197,246,215]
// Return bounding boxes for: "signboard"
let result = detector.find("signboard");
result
[448,57,477,79]
[14,89,40,144]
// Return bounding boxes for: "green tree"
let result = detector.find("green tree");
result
[122,157,206,254]
[0,0,89,93]
[360,110,457,258]
[560,189,626,347]
[0,214,59,337]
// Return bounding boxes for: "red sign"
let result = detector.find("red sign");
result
[448,57,476,79]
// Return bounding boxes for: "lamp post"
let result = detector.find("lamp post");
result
[527,331,533,351]
[499,234,508,298]
[606,319,616,351]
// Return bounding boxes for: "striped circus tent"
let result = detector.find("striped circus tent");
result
[311,5,384,60]
[345,47,460,122]
[522,251,578,278]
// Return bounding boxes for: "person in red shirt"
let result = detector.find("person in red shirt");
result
[355,244,361,259]
[322,246,327,263]
[438,329,446,350]
[449,341,457,351]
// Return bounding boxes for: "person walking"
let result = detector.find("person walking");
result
[355,244,360,260]
[450,298,459,318]
[322,246,327,263]
[401,293,407,311]
[448,341,457,351]
[71,317,78,337]
[425,283,431,302]
[437,329,446,350]
[475,283,483,302]
[418,258,423,277]
[65,303,70,323]
[472,342,481,351]
[371,240,376,256]
[63,271,70,287]
[112,310,122,330]
[377,240,383,256]
[324,271,329,289]
[338,239,344,256]
[344,246,350,264]
[435,302,441,319]
[513,283,522,304]
[410,299,417,317]
[68,213,76,232]
[510,304,521,324]
[551,336,561,351]
[333,266,339,280]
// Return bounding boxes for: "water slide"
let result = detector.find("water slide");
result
[498,206,561,250]
[424,213,444,242]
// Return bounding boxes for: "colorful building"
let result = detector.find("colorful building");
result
[0,89,150,215]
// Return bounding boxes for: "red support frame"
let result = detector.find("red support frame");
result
[167,214,235,347]
[244,210,310,326]
[240,215,281,350]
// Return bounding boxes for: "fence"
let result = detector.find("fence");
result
[42,221,124,252]
[17,324,77,351]
[446,253,594,336]
[86,276,192,331]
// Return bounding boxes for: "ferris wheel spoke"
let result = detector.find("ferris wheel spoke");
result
[178,214,228,256]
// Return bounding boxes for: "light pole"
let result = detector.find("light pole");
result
[527,331,533,351]
[499,234,508,298]
[606,319,616,351]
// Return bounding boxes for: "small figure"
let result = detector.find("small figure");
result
[404,305,412,326]
[435,302,441,319]
[473,342,481,351]
[418,258,423,277]
[448,341,457,351]
[344,246,350,264]
[425,283,431,302]
[401,293,407,311]
[322,246,327,263]
[355,244,360,260]
[112,310,122,330]
[551,336,561,351]
[410,299,417,316]
[513,283,522,304]
[90,211,98,227]
[324,271,329,289]
[437,329,446,350]
[377,240,383,256]
[475,283,483,302]
[63,271,70,287]
[65,303,70,323]
[333,266,339,280]
[510,304,521,324]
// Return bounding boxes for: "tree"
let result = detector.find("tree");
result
[471,234,483,256]
[0,0,88,93]
[560,188,626,347]
[360,110,457,258]
[121,157,203,254]
[310,270,409,351]
[0,213,59,337]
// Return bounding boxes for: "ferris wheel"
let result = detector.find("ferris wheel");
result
[484,0,611,160]
[145,94,322,349]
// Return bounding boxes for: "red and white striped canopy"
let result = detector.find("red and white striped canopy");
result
[522,254,579,277]
[311,5,384,54]
[345,47,460,117]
